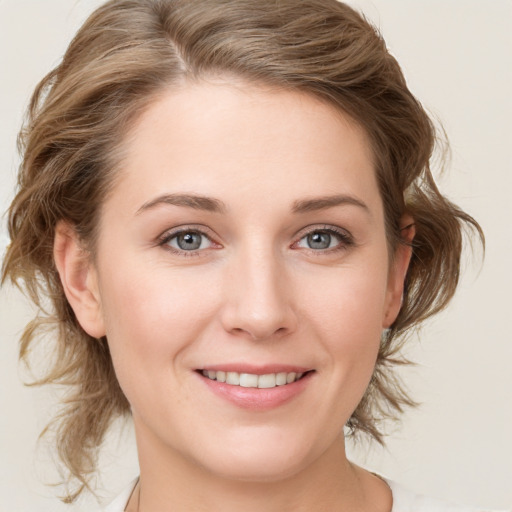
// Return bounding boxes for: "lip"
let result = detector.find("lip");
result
[196,365,315,411]
[200,363,311,374]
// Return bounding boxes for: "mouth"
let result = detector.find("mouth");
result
[196,366,314,410]
[199,369,310,389]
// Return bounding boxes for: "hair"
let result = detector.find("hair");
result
[2,0,482,502]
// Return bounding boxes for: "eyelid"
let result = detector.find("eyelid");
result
[156,223,354,256]
[292,224,354,252]
[157,224,221,255]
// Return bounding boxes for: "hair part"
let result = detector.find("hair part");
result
[2,0,483,501]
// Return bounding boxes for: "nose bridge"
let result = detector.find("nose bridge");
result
[221,241,296,340]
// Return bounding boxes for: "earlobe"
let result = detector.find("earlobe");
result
[383,215,415,328]
[53,221,106,338]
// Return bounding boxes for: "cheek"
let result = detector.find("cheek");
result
[97,263,219,393]
[302,262,389,382]
[285,263,390,436]
[304,263,389,336]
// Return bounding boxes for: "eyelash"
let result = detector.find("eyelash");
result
[293,225,354,254]
[158,225,354,257]
[158,225,219,258]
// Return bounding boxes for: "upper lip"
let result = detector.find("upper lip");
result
[198,364,313,375]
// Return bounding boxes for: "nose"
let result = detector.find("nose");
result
[220,249,298,341]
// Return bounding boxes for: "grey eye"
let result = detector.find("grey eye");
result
[169,231,209,251]
[306,232,332,249]
[296,229,347,251]
[178,232,202,250]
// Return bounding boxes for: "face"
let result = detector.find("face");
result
[64,81,410,482]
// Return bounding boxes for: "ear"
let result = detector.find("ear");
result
[53,221,106,338]
[382,214,415,328]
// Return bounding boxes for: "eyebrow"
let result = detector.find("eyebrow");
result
[135,192,370,216]
[136,193,227,215]
[291,194,370,215]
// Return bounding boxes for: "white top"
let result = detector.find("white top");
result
[102,478,509,512]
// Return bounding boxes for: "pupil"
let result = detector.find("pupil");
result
[308,232,330,249]
[178,232,201,250]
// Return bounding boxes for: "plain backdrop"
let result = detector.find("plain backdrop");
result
[1,1,511,510]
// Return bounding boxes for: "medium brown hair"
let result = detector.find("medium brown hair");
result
[2,0,482,501]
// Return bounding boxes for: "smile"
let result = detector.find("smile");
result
[201,370,305,389]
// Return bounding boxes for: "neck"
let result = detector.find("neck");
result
[129,422,391,512]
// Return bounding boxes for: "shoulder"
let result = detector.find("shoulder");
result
[98,477,509,512]
[386,479,509,512]
[101,478,138,512]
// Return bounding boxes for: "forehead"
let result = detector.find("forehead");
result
[108,81,381,219]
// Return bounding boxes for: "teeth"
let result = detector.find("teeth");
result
[276,372,287,386]
[258,373,276,388]
[202,370,306,388]
[240,373,258,387]
[226,372,240,385]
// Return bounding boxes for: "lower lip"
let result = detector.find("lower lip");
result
[198,372,314,410]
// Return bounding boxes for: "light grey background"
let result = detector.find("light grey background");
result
[1,1,511,510]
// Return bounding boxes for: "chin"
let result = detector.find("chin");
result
[188,429,321,483]
[204,453,309,484]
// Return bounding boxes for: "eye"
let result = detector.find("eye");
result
[295,227,352,251]
[161,229,214,253]
[301,231,335,250]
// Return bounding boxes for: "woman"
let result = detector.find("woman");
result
[1,0,507,511]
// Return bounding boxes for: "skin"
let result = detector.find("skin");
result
[54,81,413,512]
